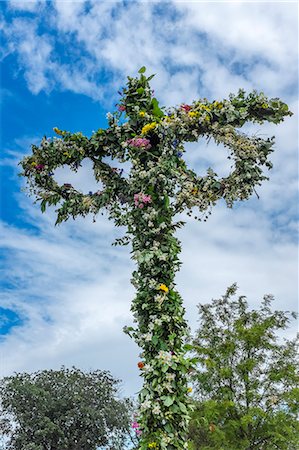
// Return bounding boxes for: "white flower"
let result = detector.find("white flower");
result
[152,403,161,415]
[158,351,173,363]
[165,382,174,392]
[166,373,175,381]
[144,333,153,342]
[140,399,151,410]
[148,279,157,289]
[148,323,155,331]
[155,294,165,305]
[158,253,168,261]
[143,363,152,372]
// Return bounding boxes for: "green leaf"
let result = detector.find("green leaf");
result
[138,66,146,74]
[164,423,173,433]
[164,396,174,407]
[178,402,188,413]
[40,200,47,213]
[164,195,170,208]
[151,98,164,118]
[137,87,145,95]
[184,344,194,352]
[152,335,159,345]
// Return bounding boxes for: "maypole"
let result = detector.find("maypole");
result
[19,67,292,449]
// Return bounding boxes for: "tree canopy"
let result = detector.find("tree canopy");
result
[188,284,299,450]
[0,367,132,450]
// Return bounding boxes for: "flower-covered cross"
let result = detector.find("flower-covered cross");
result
[19,67,292,450]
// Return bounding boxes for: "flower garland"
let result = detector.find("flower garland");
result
[19,67,292,449]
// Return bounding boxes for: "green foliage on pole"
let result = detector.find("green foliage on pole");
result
[0,367,131,450]
[19,69,292,449]
[188,284,299,450]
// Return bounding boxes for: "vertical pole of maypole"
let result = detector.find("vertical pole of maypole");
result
[126,144,193,449]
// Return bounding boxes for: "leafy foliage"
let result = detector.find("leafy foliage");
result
[0,367,132,450]
[189,285,299,449]
[18,68,292,449]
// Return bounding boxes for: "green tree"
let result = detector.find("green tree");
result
[189,284,299,450]
[19,68,292,449]
[0,367,132,450]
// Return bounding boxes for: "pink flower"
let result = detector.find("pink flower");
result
[134,193,152,208]
[132,420,142,435]
[143,194,152,204]
[118,105,126,111]
[127,138,151,150]
[35,164,45,171]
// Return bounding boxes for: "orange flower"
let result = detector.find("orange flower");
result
[137,361,145,369]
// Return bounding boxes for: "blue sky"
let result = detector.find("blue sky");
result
[0,0,298,397]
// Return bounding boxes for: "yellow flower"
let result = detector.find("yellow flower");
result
[261,103,268,109]
[198,104,211,112]
[63,152,71,158]
[141,122,157,135]
[204,116,211,122]
[191,187,198,195]
[31,162,37,167]
[213,101,223,109]
[148,443,157,449]
[53,127,66,136]
[159,284,169,293]
[139,111,145,117]
[188,111,200,118]
[188,387,193,393]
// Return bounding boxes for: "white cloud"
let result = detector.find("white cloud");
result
[2,1,298,103]
[8,1,40,12]
[2,17,53,94]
